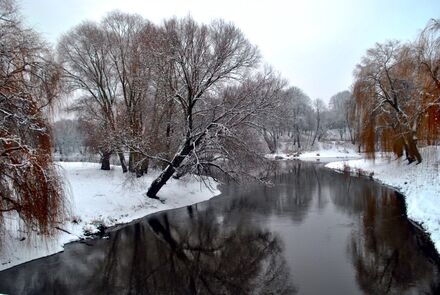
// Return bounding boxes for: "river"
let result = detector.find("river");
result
[0,161,439,294]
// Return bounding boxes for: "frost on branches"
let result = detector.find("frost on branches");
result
[0,0,65,235]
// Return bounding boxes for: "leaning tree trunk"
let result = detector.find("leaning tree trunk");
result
[263,129,276,153]
[101,151,111,170]
[146,139,193,199]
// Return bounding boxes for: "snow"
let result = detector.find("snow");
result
[325,146,440,253]
[3,145,439,271]
[266,142,362,162]
[267,142,440,254]
[0,162,219,271]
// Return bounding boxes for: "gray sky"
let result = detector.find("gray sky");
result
[18,0,440,101]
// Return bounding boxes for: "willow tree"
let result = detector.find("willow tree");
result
[354,41,423,163]
[354,19,440,163]
[0,0,65,234]
[416,19,440,145]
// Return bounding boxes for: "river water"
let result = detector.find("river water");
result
[0,161,439,294]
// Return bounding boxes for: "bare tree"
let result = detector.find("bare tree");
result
[328,90,354,141]
[0,0,65,234]
[258,86,313,153]
[145,16,270,198]
[286,87,313,149]
[58,21,128,172]
[311,98,326,146]
[103,12,157,175]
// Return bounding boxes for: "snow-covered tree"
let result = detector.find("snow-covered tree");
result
[58,20,129,172]
[0,0,65,233]
[146,17,285,198]
[353,36,440,163]
[328,90,353,141]
[102,12,158,175]
[286,87,313,149]
[311,98,327,146]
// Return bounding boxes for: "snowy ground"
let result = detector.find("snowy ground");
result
[266,141,362,162]
[325,146,440,253]
[0,162,219,271]
[3,145,439,271]
[267,142,440,253]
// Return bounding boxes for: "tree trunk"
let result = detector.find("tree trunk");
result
[146,140,193,199]
[311,131,318,146]
[129,151,135,173]
[295,126,301,149]
[136,158,149,178]
[263,129,276,153]
[117,151,128,173]
[101,151,111,170]
[404,134,422,163]
[312,117,320,146]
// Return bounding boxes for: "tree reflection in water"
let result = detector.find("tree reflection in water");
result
[0,161,439,294]
[95,205,296,294]
[0,201,296,294]
[347,188,440,294]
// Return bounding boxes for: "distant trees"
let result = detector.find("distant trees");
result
[259,86,316,153]
[287,87,314,149]
[0,0,64,233]
[353,20,440,163]
[328,91,354,142]
[53,119,84,157]
[311,98,327,146]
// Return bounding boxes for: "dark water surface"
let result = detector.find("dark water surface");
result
[0,161,439,294]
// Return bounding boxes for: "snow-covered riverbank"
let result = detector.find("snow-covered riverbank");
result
[266,142,362,162]
[0,162,219,271]
[267,143,440,253]
[325,146,440,253]
[3,146,439,271]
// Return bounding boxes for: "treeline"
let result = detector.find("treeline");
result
[259,89,355,153]
[55,11,357,197]
[353,19,440,163]
[54,88,355,160]
[57,12,291,198]
[2,0,328,229]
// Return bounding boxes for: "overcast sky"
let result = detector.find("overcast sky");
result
[18,0,440,101]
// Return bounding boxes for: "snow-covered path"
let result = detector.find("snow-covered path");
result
[0,162,219,271]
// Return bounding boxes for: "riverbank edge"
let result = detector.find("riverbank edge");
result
[0,162,220,272]
[323,153,440,255]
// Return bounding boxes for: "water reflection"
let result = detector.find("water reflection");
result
[0,202,296,294]
[0,161,438,294]
[348,190,440,294]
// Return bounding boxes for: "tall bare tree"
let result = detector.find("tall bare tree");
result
[146,17,269,198]
[58,21,128,172]
[103,12,156,175]
[311,98,326,146]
